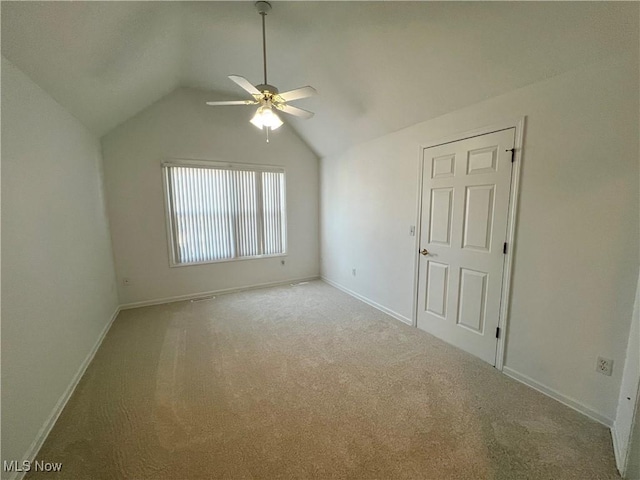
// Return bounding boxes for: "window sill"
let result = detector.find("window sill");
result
[169,253,287,268]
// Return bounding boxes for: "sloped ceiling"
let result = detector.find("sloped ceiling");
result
[2,1,637,158]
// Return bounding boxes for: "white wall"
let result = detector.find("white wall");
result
[101,87,319,305]
[1,57,119,470]
[320,51,639,423]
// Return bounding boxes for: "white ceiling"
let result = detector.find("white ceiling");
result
[2,1,637,157]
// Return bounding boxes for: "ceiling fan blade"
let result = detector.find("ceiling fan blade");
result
[278,86,317,102]
[277,104,314,119]
[228,75,262,97]
[206,100,258,106]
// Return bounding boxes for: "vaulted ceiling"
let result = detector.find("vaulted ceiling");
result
[2,1,637,157]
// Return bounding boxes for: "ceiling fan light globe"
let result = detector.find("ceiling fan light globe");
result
[250,106,283,130]
[250,109,265,130]
[262,108,283,130]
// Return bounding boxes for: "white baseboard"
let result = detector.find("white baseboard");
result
[321,276,413,326]
[9,306,121,480]
[119,276,321,310]
[503,366,613,427]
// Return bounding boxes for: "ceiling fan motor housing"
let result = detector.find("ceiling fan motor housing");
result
[255,84,279,95]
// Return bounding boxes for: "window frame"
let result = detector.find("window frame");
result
[161,158,288,268]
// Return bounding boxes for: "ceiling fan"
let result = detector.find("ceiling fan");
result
[206,1,317,142]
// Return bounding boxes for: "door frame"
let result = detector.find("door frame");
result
[412,116,526,370]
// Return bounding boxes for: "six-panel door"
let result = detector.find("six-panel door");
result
[417,129,515,365]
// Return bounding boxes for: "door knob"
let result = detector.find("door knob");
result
[420,249,430,256]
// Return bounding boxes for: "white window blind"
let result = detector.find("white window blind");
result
[163,162,286,266]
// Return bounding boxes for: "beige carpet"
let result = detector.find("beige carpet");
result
[30,281,619,479]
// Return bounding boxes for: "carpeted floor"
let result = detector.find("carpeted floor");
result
[29,280,619,479]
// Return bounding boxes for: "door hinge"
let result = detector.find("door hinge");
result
[496,327,501,339]
[503,242,508,254]
[506,148,516,162]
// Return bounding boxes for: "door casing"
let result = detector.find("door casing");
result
[412,117,526,371]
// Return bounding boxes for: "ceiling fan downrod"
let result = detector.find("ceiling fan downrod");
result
[256,1,272,87]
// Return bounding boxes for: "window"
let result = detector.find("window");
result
[162,161,286,266]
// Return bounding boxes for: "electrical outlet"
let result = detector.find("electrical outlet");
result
[122,278,132,286]
[596,356,613,376]
[281,259,286,265]
[352,268,356,276]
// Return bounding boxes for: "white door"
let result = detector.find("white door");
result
[417,128,515,365]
